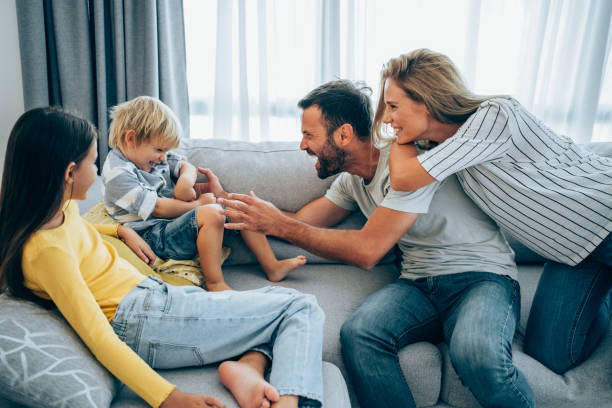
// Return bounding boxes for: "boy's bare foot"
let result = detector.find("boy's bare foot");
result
[206,281,232,291]
[218,361,280,408]
[264,256,307,282]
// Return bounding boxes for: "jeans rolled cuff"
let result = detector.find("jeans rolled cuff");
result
[275,388,323,407]
[250,345,272,361]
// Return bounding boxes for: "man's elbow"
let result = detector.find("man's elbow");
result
[354,249,382,270]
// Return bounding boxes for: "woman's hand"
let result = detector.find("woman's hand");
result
[117,225,157,266]
[160,389,225,408]
[195,168,227,199]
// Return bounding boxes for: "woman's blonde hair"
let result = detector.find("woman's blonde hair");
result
[108,96,182,150]
[372,49,496,147]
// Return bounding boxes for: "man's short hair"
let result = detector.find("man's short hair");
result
[298,80,373,142]
[108,96,182,150]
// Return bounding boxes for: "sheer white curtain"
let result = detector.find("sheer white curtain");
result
[184,0,612,143]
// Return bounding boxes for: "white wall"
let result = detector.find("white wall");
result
[0,0,24,180]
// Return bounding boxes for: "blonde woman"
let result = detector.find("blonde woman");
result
[373,48,612,375]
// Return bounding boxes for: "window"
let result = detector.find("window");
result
[184,0,612,143]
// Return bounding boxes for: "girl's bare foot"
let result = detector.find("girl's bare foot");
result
[218,361,280,408]
[264,256,307,282]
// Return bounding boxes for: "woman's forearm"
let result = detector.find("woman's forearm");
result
[389,143,435,191]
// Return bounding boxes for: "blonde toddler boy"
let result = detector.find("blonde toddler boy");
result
[102,96,305,291]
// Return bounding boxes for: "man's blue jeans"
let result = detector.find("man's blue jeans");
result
[340,272,534,408]
[525,232,612,373]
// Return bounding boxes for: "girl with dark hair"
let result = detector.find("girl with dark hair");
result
[374,49,612,375]
[0,107,324,408]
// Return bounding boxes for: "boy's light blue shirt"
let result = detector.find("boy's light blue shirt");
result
[101,148,184,232]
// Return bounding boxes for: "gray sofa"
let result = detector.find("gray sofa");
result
[1,138,611,408]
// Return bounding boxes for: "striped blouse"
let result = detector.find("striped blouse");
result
[417,97,612,266]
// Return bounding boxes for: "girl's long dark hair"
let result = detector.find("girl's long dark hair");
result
[0,107,97,308]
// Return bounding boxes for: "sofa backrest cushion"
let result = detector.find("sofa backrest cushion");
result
[0,294,116,407]
[177,139,334,213]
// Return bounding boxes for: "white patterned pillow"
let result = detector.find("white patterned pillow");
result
[0,294,116,407]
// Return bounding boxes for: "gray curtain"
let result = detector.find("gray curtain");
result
[16,0,190,166]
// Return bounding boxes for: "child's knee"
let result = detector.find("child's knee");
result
[196,204,225,229]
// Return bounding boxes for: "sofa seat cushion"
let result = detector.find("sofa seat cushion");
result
[110,362,350,408]
[0,294,117,408]
[399,342,443,407]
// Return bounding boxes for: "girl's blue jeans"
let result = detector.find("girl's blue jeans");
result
[111,277,324,405]
[340,272,535,408]
[525,232,612,373]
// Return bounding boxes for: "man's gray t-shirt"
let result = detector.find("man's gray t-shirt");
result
[325,147,517,279]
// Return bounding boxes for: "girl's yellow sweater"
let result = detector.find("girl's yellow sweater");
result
[22,201,175,407]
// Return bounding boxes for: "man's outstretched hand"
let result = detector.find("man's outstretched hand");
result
[218,191,283,235]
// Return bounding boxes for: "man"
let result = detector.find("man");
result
[218,80,534,408]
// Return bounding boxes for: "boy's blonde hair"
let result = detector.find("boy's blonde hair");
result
[108,96,182,150]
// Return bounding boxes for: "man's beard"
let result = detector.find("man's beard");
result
[312,139,347,179]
